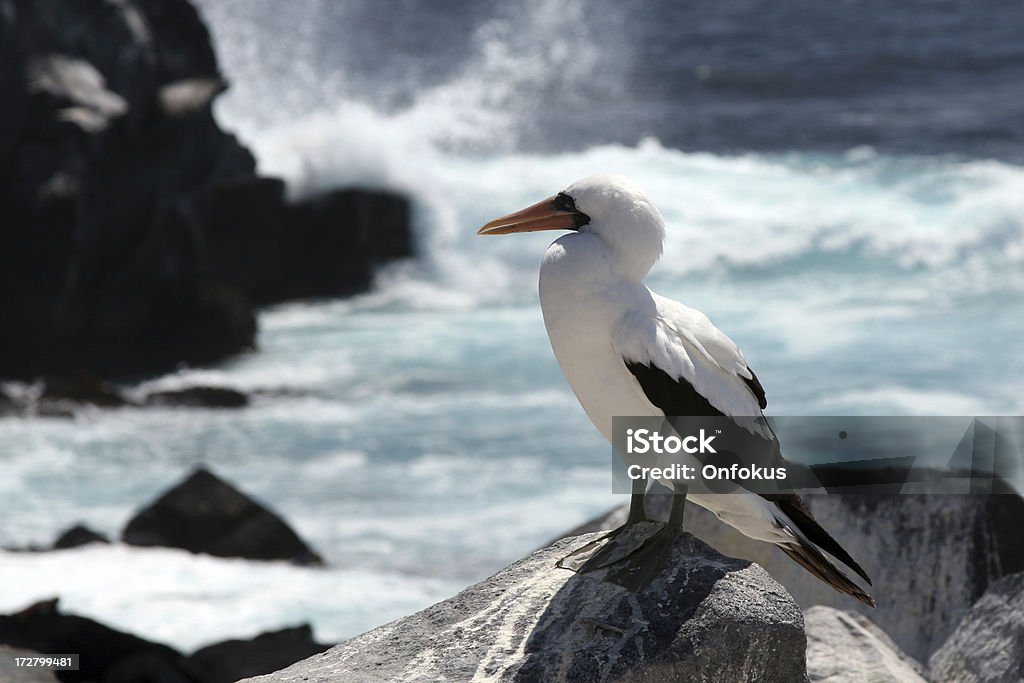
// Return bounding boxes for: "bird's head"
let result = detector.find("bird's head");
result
[477,173,666,281]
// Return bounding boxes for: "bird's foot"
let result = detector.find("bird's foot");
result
[601,522,683,591]
[556,520,682,591]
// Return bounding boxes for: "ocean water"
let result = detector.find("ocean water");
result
[1,0,1022,651]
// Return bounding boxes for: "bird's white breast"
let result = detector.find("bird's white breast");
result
[538,233,661,442]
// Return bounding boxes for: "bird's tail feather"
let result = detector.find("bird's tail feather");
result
[777,539,876,607]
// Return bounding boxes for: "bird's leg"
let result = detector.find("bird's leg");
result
[601,484,689,591]
[559,484,691,591]
[625,486,647,524]
[556,478,661,572]
[667,484,687,531]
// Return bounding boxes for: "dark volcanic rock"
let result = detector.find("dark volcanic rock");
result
[2,523,109,553]
[929,572,1024,683]
[201,180,414,305]
[263,189,414,303]
[564,487,1024,663]
[144,385,249,408]
[40,373,128,407]
[0,599,193,683]
[0,0,414,380]
[122,467,322,564]
[241,532,807,682]
[184,624,331,683]
[53,523,110,549]
[1,601,331,683]
[0,0,257,379]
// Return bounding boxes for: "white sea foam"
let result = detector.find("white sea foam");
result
[0,545,461,652]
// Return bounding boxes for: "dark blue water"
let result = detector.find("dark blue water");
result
[206,0,1024,159]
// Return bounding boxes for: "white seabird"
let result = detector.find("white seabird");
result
[478,173,874,606]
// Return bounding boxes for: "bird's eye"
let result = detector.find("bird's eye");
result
[553,192,577,213]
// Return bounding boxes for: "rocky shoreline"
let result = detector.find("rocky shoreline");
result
[1,467,330,682]
[4,467,1022,681]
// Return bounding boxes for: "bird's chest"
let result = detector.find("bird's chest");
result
[538,283,648,439]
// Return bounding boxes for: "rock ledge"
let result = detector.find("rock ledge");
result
[242,532,807,682]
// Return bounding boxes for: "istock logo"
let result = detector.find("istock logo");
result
[625,428,717,454]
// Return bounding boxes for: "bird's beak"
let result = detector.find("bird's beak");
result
[477,195,581,235]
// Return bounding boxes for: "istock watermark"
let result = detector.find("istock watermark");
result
[610,416,1024,495]
[625,428,719,455]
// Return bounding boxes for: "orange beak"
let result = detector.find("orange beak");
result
[477,195,584,235]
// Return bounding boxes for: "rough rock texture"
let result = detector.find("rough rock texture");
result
[0,599,193,683]
[0,645,59,683]
[565,490,1024,662]
[929,572,1024,683]
[0,0,412,380]
[184,624,332,683]
[242,532,808,683]
[804,606,927,682]
[122,466,322,564]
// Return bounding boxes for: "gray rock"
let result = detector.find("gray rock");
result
[929,572,1024,683]
[241,532,807,683]
[804,606,926,682]
[564,490,1024,663]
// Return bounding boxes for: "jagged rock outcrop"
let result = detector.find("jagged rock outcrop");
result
[564,489,1024,662]
[122,466,322,564]
[0,0,256,379]
[0,0,412,380]
[241,532,808,682]
[804,606,927,682]
[929,571,1024,683]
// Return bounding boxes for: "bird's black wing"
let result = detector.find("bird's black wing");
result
[622,359,874,606]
